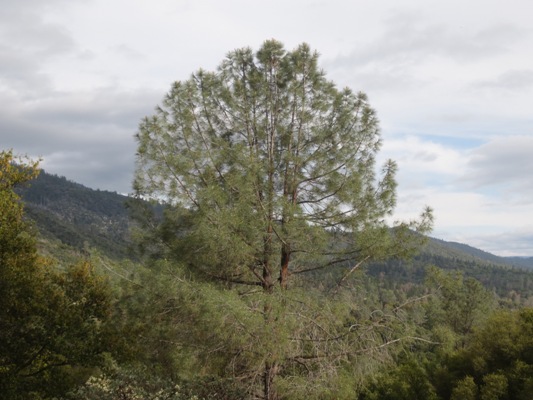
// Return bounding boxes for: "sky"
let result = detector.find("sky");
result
[2,0,532,256]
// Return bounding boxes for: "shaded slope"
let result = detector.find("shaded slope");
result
[18,170,134,260]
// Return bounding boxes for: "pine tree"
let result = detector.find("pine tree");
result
[133,40,433,399]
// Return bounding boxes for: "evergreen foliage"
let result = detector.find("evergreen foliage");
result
[134,40,433,291]
[132,40,433,398]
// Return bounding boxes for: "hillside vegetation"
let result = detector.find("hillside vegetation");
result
[18,170,134,260]
[4,163,530,399]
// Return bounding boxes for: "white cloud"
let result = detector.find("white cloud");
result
[471,69,533,92]
[0,0,78,95]
[1,86,161,193]
[393,184,533,256]
[381,136,466,183]
[461,136,533,200]
[470,228,533,257]
[380,133,533,255]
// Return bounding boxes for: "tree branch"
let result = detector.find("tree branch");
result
[330,255,370,294]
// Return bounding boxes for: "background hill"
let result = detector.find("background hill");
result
[425,237,533,270]
[18,169,533,301]
[18,170,134,260]
[366,236,533,302]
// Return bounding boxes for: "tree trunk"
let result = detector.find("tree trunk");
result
[280,244,290,289]
[263,223,274,293]
[264,361,278,400]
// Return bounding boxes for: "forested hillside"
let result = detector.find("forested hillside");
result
[5,146,533,400]
[17,170,134,260]
[8,159,533,400]
[505,256,533,269]
[8,150,533,400]
[367,239,533,303]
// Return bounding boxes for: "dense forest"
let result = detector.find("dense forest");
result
[2,40,533,399]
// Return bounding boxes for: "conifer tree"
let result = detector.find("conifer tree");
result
[134,40,433,399]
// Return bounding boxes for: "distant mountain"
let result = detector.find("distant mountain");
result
[18,170,134,260]
[504,256,533,269]
[421,237,533,269]
[425,238,533,270]
[364,234,533,301]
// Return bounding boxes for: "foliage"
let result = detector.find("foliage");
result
[64,362,246,400]
[424,266,495,341]
[360,358,438,400]
[362,304,533,400]
[0,151,116,399]
[4,147,533,399]
[132,40,433,398]
[104,258,432,399]
[133,39,433,290]
[450,376,478,400]
[423,308,533,400]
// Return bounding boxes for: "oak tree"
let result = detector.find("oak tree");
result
[0,151,114,399]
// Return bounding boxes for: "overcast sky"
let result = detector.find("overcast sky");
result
[2,0,532,256]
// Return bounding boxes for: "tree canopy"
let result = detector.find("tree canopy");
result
[0,151,115,399]
[134,39,432,292]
